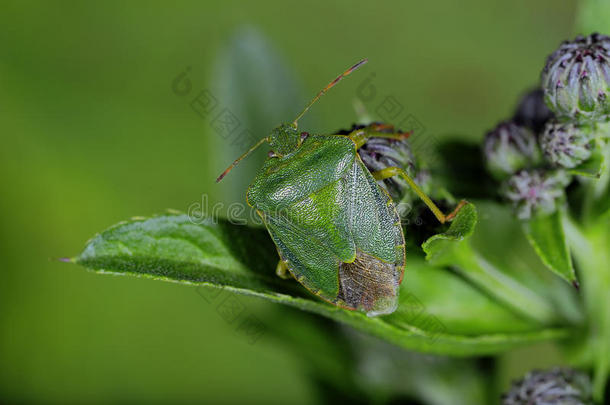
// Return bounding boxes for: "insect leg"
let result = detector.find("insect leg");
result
[275,260,292,280]
[348,124,411,149]
[371,166,467,224]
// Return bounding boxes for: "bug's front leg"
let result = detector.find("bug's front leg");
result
[371,166,467,224]
[275,260,292,280]
[347,123,411,149]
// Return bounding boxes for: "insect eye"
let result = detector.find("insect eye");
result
[300,132,309,142]
[268,151,278,158]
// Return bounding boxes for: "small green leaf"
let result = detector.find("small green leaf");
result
[522,211,577,285]
[71,213,569,356]
[568,148,605,178]
[421,202,477,265]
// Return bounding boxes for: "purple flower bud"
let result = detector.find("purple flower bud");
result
[541,33,610,123]
[484,121,542,180]
[502,367,592,405]
[540,121,595,168]
[336,123,419,201]
[502,170,570,220]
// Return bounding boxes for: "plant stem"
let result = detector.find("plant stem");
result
[565,206,610,401]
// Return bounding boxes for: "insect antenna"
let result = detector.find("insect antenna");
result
[292,58,368,127]
[216,137,269,182]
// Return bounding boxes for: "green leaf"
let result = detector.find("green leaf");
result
[568,148,605,178]
[422,203,558,324]
[396,257,541,336]
[76,213,294,296]
[421,202,477,265]
[211,27,304,204]
[522,211,577,285]
[71,213,569,357]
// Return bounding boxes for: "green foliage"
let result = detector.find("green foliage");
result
[423,203,559,324]
[62,3,610,402]
[564,216,610,400]
[421,202,477,262]
[6,0,608,403]
[212,27,304,203]
[73,212,569,357]
[522,211,576,285]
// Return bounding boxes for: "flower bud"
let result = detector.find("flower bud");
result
[541,33,610,122]
[540,121,595,168]
[502,367,592,405]
[483,121,542,180]
[502,170,570,220]
[336,123,418,201]
[513,88,554,133]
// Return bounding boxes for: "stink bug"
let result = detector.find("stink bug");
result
[217,59,465,316]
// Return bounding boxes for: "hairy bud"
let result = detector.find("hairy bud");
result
[483,121,542,180]
[337,123,420,201]
[541,33,610,122]
[502,170,570,220]
[540,121,595,168]
[502,367,592,405]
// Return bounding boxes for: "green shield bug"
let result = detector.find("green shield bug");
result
[217,59,465,316]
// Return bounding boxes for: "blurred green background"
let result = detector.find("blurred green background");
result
[0,0,579,403]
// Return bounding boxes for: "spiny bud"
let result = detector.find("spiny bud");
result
[513,88,555,133]
[483,121,542,180]
[502,170,570,220]
[338,123,419,201]
[540,121,595,168]
[359,136,417,199]
[541,33,610,123]
[501,367,592,405]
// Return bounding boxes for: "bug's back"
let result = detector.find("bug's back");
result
[248,135,405,316]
